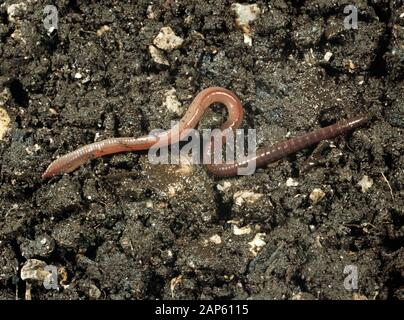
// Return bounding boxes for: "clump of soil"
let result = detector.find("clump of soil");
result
[0,0,403,300]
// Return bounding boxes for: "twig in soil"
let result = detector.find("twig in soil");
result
[79,29,96,35]
[380,171,394,201]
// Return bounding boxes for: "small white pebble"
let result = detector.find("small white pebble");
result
[74,72,82,79]
[231,3,261,35]
[0,108,11,140]
[7,2,27,23]
[243,34,252,46]
[149,45,170,66]
[20,259,48,281]
[358,175,373,193]
[232,224,252,235]
[145,199,153,208]
[163,88,182,115]
[233,191,263,206]
[96,25,111,37]
[153,27,184,51]
[147,5,156,19]
[324,51,333,62]
[248,233,266,256]
[286,178,299,187]
[217,181,232,191]
[209,234,222,244]
[347,59,356,71]
[309,188,326,205]
[231,3,261,46]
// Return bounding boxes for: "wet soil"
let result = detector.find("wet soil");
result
[0,0,403,300]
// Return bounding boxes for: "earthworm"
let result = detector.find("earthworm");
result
[42,87,369,178]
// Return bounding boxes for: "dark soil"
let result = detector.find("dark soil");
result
[0,0,403,300]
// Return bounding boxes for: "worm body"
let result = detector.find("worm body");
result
[42,87,368,178]
[206,115,369,177]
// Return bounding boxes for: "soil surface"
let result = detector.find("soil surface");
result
[0,0,403,300]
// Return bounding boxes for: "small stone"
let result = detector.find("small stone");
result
[0,88,11,107]
[163,88,182,115]
[20,259,48,281]
[149,45,169,66]
[89,284,102,299]
[217,181,231,191]
[231,3,260,46]
[209,234,222,244]
[96,25,111,37]
[81,75,91,84]
[231,3,261,36]
[7,2,27,24]
[11,29,26,43]
[344,59,356,72]
[0,107,11,140]
[184,16,193,25]
[147,5,156,19]
[243,34,252,46]
[233,191,263,206]
[74,72,82,79]
[324,51,333,62]
[153,27,184,51]
[286,178,299,187]
[309,188,326,205]
[170,275,183,298]
[145,199,153,208]
[357,175,373,193]
[232,224,252,235]
[248,233,266,256]
[348,60,355,70]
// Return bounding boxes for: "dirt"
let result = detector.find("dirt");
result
[0,0,403,300]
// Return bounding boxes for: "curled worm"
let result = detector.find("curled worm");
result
[42,87,368,178]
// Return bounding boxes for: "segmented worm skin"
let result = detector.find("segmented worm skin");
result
[207,115,369,177]
[42,87,368,178]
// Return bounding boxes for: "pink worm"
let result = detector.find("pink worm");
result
[42,87,368,178]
